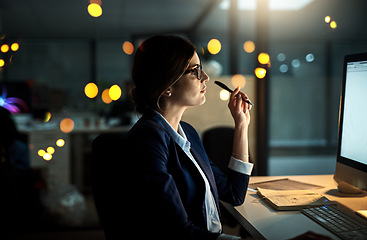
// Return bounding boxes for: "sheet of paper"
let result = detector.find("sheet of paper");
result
[249,178,324,191]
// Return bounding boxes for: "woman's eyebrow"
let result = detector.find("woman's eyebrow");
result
[188,63,201,69]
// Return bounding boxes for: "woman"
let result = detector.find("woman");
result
[126,35,253,240]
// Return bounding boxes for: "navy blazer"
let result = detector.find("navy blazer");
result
[125,110,249,240]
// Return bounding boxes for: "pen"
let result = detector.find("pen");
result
[214,81,254,106]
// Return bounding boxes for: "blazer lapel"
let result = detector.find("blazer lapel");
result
[190,147,219,200]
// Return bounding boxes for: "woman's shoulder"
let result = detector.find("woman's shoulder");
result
[128,113,170,141]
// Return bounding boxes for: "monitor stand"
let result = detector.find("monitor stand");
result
[337,181,363,194]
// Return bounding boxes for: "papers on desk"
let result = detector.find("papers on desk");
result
[248,178,324,191]
[257,188,336,211]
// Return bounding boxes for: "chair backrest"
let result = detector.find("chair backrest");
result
[91,132,128,239]
[202,127,234,175]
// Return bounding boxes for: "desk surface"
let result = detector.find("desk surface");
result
[222,175,367,240]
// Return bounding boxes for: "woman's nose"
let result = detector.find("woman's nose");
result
[201,69,210,82]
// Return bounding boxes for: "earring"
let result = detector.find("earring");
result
[167,92,172,97]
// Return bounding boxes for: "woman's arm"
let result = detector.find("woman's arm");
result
[228,87,252,163]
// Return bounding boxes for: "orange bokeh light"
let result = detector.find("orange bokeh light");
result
[243,41,255,53]
[102,89,112,104]
[231,74,246,88]
[122,41,134,55]
[60,118,74,133]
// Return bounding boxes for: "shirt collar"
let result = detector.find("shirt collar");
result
[154,110,191,152]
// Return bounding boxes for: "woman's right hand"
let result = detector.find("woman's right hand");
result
[228,86,252,128]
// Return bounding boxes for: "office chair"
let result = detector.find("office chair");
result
[91,132,129,239]
[202,127,235,175]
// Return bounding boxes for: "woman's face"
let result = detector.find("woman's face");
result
[170,52,209,108]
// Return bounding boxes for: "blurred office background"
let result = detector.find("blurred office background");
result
[1,0,367,238]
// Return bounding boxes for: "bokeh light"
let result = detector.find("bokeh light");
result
[279,64,289,73]
[1,44,9,53]
[44,112,52,122]
[11,43,19,51]
[292,59,301,68]
[88,3,102,17]
[109,85,122,101]
[305,53,315,62]
[258,53,270,65]
[56,139,65,147]
[207,39,221,55]
[60,118,74,133]
[231,74,246,88]
[255,68,267,79]
[84,82,98,98]
[122,41,134,55]
[277,53,286,62]
[0,59,5,67]
[38,149,46,157]
[324,16,331,23]
[219,90,230,101]
[243,41,255,53]
[102,89,112,104]
[47,146,55,155]
[330,21,337,29]
[43,153,52,161]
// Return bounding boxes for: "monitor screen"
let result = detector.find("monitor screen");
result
[335,52,367,192]
[340,60,367,165]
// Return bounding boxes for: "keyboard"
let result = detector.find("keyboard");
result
[302,205,367,240]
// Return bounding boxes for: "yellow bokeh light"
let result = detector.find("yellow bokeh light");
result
[255,68,267,79]
[0,59,5,67]
[258,53,270,65]
[122,41,134,55]
[232,74,246,88]
[60,118,74,133]
[102,89,113,104]
[56,139,65,147]
[324,16,331,23]
[243,41,255,53]
[84,82,98,98]
[330,21,337,29]
[38,149,46,157]
[47,146,55,155]
[87,3,102,17]
[44,112,52,122]
[11,43,19,51]
[1,44,9,53]
[43,153,52,161]
[219,90,230,101]
[109,85,122,101]
[207,39,221,55]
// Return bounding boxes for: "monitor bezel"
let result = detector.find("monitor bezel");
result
[336,52,367,174]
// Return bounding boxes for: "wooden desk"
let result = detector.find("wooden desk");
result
[221,175,367,240]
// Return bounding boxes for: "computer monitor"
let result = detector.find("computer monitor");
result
[334,52,367,194]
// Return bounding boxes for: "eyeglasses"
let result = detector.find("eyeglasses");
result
[184,64,203,80]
